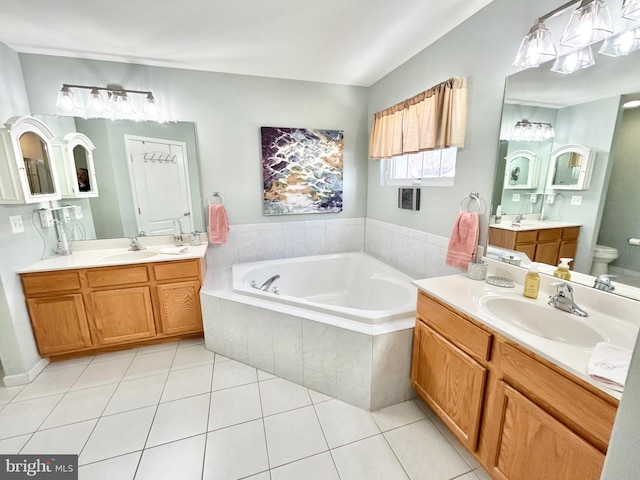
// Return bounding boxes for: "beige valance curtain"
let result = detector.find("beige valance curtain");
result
[369,77,467,160]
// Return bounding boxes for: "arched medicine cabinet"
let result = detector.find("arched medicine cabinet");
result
[546,144,595,191]
[52,132,99,198]
[0,116,61,204]
[503,150,538,189]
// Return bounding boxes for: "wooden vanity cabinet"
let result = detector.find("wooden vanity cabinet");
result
[488,226,580,266]
[411,291,617,480]
[20,258,205,357]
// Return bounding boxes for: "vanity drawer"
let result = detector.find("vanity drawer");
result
[153,260,200,282]
[21,270,81,295]
[87,266,149,288]
[562,226,580,240]
[499,340,617,452]
[417,292,492,361]
[514,230,538,244]
[537,228,562,242]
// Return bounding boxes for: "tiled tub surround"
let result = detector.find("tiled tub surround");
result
[205,216,461,282]
[200,255,416,411]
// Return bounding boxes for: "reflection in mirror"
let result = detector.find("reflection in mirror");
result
[490,40,640,299]
[504,150,537,189]
[546,144,594,191]
[36,115,204,240]
[20,132,55,195]
[73,146,90,192]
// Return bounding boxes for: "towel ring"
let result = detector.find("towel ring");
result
[207,192,224,205]
[460,192,483,213]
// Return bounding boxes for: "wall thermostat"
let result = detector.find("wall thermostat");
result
[398,188,420,211]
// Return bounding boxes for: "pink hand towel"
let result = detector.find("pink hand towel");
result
[208,204,229,244]
[446,211,479,269]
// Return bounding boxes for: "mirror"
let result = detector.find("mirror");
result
[19,132,55,195]
[36,115,204,240]
[546,144,595,190]
[490,41,640,299]
[504,150,537,189]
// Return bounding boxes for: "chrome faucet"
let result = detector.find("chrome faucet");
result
[548,282,588,317]
[259,274,280,292]
[512,214,526,227]
[128,236,146,251]
[593,274,616,292]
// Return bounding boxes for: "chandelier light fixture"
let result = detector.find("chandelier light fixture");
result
[55,84,163,121]
[511,120,556,142]
[514,0,640,73]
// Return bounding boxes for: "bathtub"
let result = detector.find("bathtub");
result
[231,252,417,324]
[201,252,418,410]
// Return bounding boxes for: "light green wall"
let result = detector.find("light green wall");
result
[366,0,561,244]
[18,55,370,225]
[0,42,45,379]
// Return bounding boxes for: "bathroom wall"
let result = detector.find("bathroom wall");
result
[598,106,640,274]
[542,96,621,273]
[0,42,47,382]
[365,0,562,244]
[18,55,370,228]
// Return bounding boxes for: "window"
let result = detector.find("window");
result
[381,147,457,187]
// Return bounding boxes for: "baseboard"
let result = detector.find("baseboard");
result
[2,357,49,387]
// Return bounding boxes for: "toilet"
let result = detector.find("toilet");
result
[590,245,619,277]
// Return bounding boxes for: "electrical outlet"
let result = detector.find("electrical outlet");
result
[74,205,83,219]
[61,207,73,222]
[512,193,521,202]
[571,195,583,206]
[38,209,54,228]
[9,215,24,233]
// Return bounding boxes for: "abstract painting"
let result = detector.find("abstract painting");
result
[261,126,344,215]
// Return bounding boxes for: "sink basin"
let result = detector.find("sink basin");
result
[97,250,158,263]
[476,294,605,347]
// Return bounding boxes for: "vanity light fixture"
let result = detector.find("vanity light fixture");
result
[55,84,162,121]
[511,120,555,141]
[622,0,640,20]
[514,0,637,71]
[551,45,596,74]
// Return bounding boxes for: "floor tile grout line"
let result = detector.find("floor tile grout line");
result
[200,353,218,480]
[310,396,341,478]
[256,366,273,479]
[379,430,412,480]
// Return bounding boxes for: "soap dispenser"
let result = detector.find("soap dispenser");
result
[523,263,540,299]
[553,258,572,281]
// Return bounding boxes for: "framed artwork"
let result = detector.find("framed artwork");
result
[261,126,344,215]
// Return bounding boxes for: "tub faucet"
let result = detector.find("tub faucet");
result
[259,274,280,292]
[548,282,588,317]
[128,236,146,251]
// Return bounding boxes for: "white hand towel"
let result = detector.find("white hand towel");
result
[587,342,632,392]
[159,246,188,255]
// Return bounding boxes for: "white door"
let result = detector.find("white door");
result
[125,135,194,236]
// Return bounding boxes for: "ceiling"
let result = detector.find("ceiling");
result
[0,0,494,87]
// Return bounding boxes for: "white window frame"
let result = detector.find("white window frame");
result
[380,147,457,187]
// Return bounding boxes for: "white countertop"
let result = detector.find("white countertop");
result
[17,236,208,274]
[490,219,582,232]
[413,261,640,400]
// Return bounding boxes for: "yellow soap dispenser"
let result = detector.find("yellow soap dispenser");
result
[523,263,540,299]
[553,258,573,281]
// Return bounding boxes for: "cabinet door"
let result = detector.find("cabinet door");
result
[513,243,536,261]
[90,287,156,344]
[558,240,578,261]
[493,384,604,480]
[156,280,203,335]
[27,294,92,355]
[534,241,560,266]
[411,320,487,451]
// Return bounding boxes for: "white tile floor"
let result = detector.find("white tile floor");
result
[0,339,491,480]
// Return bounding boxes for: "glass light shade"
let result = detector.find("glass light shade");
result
[599,27,640,56]
[623,99,640,109]
[513,22,557,68]
[116,94,134,115]
[86,88,106,114]
[56,87,75,111]
[560,0,613,48]
[551,46,596,74]
[622,0,640,21]
[143,93,160,117]
[510,121,554,142]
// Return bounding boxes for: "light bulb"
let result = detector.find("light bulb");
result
[56,87,75,111]
[116,94,133,115]
[143,93,160,117]
[86,88,106,114]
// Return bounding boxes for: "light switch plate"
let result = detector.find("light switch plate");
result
[571,195,583,206]
[512,193,520,201]
[9,215,24,233]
